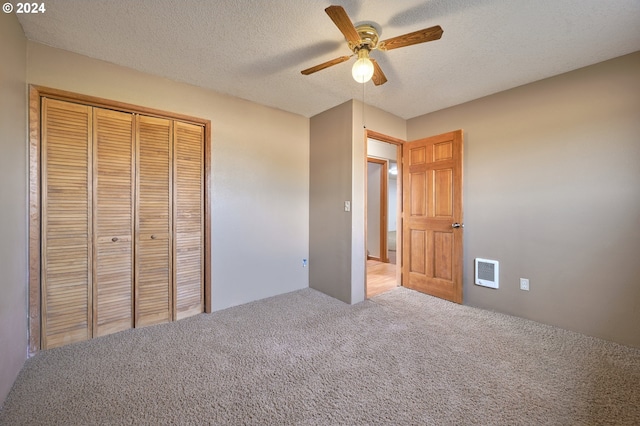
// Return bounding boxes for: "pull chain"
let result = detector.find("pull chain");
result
[362,80,366,129]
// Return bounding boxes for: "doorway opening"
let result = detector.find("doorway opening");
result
[365,131,403,298]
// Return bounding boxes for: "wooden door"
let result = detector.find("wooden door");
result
[93,108,135,337]
[173,122,204,320]
[402,130,463,303]
[136,116,173,327]
[41,98,93,349]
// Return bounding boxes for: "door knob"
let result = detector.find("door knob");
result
[151,235,157,239]
[452,223,464,228]
[111,237,118,242]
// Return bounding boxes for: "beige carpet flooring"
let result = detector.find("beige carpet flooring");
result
[1,287,639,425]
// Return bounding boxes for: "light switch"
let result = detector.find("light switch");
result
[344,201,351,212]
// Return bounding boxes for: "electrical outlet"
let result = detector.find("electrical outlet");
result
[344,201,351,212]
[520,278,530,291]
[302,259,307,267]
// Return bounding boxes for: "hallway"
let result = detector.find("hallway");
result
[366,259,397,297]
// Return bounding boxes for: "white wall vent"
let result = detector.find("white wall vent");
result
[475,258,499,289]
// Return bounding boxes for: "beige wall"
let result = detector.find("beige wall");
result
[0,13,28,404]
[407,52,640,347]
[26,41,310,311]
[309,100,405,303]
[309,101,354,302]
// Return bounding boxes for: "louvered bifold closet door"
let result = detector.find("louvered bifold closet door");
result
[41,99,93,349]
[93,108,135,337]
[173,122,204,320]
[136,116,173,327]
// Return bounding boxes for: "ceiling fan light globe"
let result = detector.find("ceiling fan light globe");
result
[352,57,374,83]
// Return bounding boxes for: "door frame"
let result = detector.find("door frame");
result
[366,157,388,263]
[364,130,405,295]
[28,85,212,355]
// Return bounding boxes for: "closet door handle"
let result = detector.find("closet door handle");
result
[151,235,157,240]
[112,237,118,242]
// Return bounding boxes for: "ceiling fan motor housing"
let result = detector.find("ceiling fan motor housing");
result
[350,24,380,53]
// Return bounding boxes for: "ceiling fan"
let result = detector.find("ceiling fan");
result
[301,5,443,85]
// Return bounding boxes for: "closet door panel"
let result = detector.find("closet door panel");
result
[93,108,135,337]
[174,122,204,320]
[41,98,93,349]
[136,116,172,327]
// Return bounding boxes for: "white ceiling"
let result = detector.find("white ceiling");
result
[17,0,640,119]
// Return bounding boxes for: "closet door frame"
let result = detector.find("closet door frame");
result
[28,85,212,355]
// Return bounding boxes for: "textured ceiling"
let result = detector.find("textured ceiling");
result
[17,0,640,119]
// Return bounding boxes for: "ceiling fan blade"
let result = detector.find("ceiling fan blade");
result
[371,59,387,86]
[380,25,443,51]
[325,5,361,44]
[301,55,353,75]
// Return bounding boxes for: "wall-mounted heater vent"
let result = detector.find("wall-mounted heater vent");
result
[475,258,499,289]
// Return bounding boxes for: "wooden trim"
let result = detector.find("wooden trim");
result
[364,134,369,296]
[87,107,94,340]
[133,115,141,326]
[28,85,213,354]
[381,159,389,263]
[28,88,41,355]
[38,99,48,350]
[168,120,175,322]
[365,130,405,146]
[367,157,388,263]
[91,112,98,338]
[172,123,177,320]
[204,123,212,313]
[130,115,137,328]
[29,86,209,127]
[395,142,403,286]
